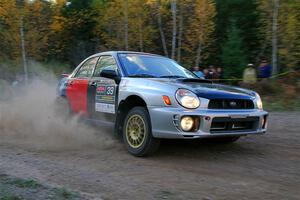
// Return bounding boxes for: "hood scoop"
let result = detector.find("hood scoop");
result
[176,78,212,84]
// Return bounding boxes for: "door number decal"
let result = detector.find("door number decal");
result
[95,85,116,113]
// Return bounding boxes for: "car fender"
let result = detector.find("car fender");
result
[118,78,179,108]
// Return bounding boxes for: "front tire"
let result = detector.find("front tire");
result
[123,107,160,157]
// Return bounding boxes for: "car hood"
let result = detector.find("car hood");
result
[150,78,256,100]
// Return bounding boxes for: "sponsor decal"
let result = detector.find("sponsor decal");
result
[95,85,116,113]
[95,103,115,114]
[96,86,105,93]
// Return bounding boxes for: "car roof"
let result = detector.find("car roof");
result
[91,51,165,58]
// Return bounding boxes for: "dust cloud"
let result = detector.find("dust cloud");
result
[0,71,117,151]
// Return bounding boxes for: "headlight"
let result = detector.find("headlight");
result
[175,89,200,109]
[255,93,263,110]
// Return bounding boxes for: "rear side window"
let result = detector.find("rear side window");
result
[75,57,99,78]
[93,56,118,77]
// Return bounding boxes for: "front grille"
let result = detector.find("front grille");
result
[210,117,259,133]
[208,99,254,109]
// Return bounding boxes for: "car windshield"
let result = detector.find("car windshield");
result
[118,53,197,78]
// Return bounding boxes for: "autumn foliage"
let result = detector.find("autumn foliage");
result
[0,0,299,77]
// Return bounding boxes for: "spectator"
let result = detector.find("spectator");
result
[216,67,223,81]
[206,65,217,80]
[192,65,204,78]
[243,63,257,84]
[258,59,272,78]
[203,69,209,79]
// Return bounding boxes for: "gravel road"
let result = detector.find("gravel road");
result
[0,112,299,200]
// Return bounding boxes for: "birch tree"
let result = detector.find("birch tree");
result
[147,0,169,56]
[123,0,129,50]
[170,0,177,59]
[184,0,216,67]
[272,0,279,74]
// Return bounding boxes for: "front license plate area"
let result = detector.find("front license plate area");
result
[210,117,259,133]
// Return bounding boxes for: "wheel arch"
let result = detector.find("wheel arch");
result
[115,95,148,136]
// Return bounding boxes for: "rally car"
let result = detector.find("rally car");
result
[57,51,268,156]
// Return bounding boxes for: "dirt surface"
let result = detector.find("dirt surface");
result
[0,112,299,200]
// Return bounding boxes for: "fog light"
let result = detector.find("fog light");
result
[180,116,194,131]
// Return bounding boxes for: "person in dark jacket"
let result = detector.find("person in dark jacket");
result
[258,60,272,78]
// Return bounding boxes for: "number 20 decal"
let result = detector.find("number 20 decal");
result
[107,86,114,95]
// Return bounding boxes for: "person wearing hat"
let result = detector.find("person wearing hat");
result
[243,63,257,84]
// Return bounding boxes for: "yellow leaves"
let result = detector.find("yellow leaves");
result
[184,0,216,50]
[49,0,67,33]
[278,1,300,68]
[259,0,300,68]
[96,0,156,51]
[0,0,21,59]
[50,16,65,32]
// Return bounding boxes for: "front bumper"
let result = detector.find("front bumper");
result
[148,106,268,139]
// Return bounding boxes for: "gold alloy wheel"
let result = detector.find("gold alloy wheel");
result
[125,114,146,148]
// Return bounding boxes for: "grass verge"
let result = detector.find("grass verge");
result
[0,174,81,200]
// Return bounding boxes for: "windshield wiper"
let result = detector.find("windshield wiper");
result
[159,75,186,78]
[128,74,157,78]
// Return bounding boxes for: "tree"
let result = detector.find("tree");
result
[0,0,21,59]
[183,0,216,67]
[123,0,129,50]
[61,0,99,65]
[278,0,300,69]
[48,0,67,60]
[176,0,192,63]
[272,0,279,74]
[215,0,261,65]
[221,23,247,78]
[24,0,53,61]
[148,0,169,56]
[259,0,300,70]
[128,0,156,52]
[170,0,177,59]
[96,0,156,53]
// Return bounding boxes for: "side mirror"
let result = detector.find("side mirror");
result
[100,69,120,83]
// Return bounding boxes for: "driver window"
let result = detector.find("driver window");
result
[93,56,118,77]
[75,57,99,78]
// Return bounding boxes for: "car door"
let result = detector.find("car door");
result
[87,55,119,121]
[67,57,99,116]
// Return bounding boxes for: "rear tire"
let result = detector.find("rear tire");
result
[122,107,160,157]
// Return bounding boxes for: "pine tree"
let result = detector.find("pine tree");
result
[221,23,247,78]
[62,0,98,64]
[215,0,261,65]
